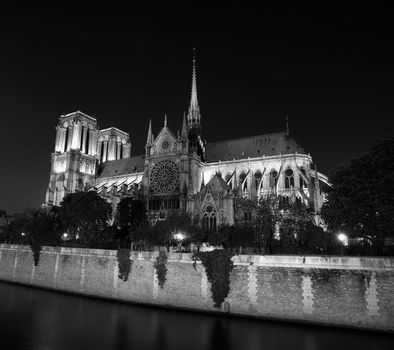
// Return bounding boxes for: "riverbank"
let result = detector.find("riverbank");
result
[0,244,393,332]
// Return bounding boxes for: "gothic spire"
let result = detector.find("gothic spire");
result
[146,118,153,145]
[164,114,167,127]
[187,48,201,130]
[190,49,198,110]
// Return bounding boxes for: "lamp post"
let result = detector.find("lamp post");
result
[338,233,347,256]
[173,232,186,252]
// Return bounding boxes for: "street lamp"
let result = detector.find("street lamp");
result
[173,232,185,241]
[173,232,186,252]
[338,233,347,256]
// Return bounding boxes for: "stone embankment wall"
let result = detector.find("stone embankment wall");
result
[0,244,393,331]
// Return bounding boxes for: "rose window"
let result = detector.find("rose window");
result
[150,160,180,193]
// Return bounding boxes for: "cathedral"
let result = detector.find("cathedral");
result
[45,55,329,229]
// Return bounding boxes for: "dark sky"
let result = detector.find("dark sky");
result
[0,4,393,214]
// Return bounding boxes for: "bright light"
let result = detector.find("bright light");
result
[62,233,68,239]
[338,233,347,242]
[173,232,185,241]
[21,232,26,236]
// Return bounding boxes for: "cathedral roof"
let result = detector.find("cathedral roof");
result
[98,155,145,178]
[205,132,305,163]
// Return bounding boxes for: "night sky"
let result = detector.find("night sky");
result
[0,5,393,214]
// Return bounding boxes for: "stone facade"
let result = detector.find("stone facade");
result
[1,244,394,331]
[44,56,330,227]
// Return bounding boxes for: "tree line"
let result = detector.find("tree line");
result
[0,191,338,255]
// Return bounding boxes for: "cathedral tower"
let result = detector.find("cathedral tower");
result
[45,111,100,206]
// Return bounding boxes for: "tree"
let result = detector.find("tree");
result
[24,209,62,245]
[255,195,281,254]
[322,137,394,254]
[128,213,203,250]
[298,222,339,255]
[115,198,146,241]
[279,200,310,253]
[208,224,232,247]
[1,212,29,244]
[58,191,113,247]
[0,208,61,246]
[230,224,255,252]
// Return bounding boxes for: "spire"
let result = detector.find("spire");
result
[190,48,198,110]
[187,48,201,130]
[146,118,153,145]
[164,114,167,127]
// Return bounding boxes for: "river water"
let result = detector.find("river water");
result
[0,282,392,350]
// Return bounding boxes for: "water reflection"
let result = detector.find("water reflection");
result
[0,282,392,350]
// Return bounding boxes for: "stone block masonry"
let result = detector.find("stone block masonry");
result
[0,244,394,331]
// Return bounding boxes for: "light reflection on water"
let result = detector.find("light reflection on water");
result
[0,282,392,350]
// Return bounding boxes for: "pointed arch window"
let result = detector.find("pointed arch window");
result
[201,205,217,233]
[254,170,262,191]
[239,171,248,193]
[284,168,294,189]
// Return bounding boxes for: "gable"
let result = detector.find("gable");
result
[152,127,177,155]
[200,173,232,198]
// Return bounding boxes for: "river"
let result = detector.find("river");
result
[0,281,392,350]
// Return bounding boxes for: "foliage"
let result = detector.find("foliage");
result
[130,213,204,250]
[31,240,42,266]
[1,212,30,244]
[129,220,159,250]
[207,224,232,247]
[193,249,234,308]
[29,209,63,265]
[58,191,113,247]
[279,201,310,253]
[298,222,339,255]
[116,248,132,281]
[0,208,62,265]
[154,251,168,289]
[254,195,281,253]
[322,137,394,254]
[115,198,146,241]
[231,224,255,248]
